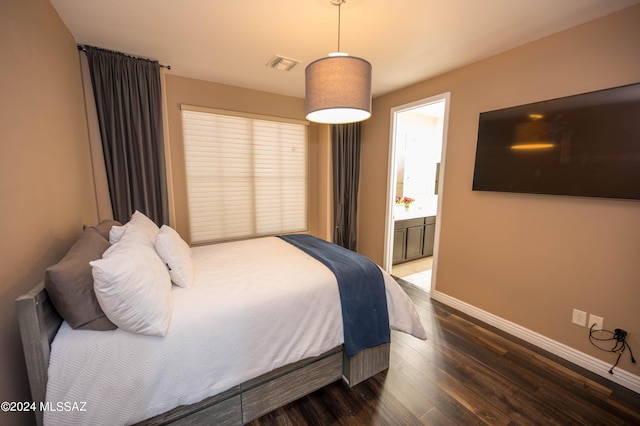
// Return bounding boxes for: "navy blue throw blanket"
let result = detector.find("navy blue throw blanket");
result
[277,234,390,357]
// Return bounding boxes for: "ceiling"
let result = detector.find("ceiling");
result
[49,0,640,99]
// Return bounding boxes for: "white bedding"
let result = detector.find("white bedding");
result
[45,237,426,425]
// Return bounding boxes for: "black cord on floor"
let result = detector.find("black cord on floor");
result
[588,325,636,374]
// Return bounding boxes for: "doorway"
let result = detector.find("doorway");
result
[383,93,450,293]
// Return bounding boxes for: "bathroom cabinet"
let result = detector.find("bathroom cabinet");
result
[392,216,436,264]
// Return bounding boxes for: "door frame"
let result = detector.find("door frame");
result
[382,92,451,293]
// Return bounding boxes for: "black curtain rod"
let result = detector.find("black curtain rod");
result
[77,45,171,70]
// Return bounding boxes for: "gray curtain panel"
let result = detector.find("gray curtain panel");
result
[332,122,362,250]
[84,46,168,226]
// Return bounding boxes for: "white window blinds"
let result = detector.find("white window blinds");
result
[181,107,308,244]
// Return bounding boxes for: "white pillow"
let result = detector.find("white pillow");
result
[109,210,160,244]
[91,228,173,336]
[155,225,194,288]
[109,224,126,244]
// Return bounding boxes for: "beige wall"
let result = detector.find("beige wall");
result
[360,5,640,372]
[0,0,98,424]
[163,74,332,243]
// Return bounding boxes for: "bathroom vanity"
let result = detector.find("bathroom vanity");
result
[392,216,436,265]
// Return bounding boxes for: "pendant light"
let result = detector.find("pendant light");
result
[305,0,372,124]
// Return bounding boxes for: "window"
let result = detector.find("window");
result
[181,106,308,244]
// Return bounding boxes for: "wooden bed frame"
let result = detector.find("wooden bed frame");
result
[16,282,390,426]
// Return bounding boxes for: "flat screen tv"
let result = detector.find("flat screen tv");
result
[472,82,640,200]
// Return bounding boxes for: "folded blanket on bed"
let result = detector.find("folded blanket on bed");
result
[277,234,390,356]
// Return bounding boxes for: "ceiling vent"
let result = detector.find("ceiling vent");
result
[266,55,301,71]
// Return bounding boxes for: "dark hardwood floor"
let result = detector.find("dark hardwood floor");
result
[249,281,640,425]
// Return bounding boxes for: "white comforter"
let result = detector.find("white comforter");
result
[45,237,426,425]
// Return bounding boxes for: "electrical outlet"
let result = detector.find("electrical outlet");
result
[589,314,604,330]
[572,309,587,327]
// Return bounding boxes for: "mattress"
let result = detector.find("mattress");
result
[44,237,426,425]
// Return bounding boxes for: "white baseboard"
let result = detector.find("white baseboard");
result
[430,290,640,394]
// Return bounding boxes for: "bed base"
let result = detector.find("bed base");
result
[16,282,390,426]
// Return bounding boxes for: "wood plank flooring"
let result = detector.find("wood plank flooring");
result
[248,281,640,425]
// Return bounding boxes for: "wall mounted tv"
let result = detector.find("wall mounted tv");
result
[472,82,640,201]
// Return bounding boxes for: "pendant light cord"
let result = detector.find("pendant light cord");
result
[337,2,342,52]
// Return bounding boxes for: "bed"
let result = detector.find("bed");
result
[16,214,426,426]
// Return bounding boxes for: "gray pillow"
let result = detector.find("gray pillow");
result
[45,227,117,331]
[89,219,122,241]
